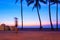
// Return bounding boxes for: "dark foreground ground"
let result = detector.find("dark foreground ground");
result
[0,31,60,40]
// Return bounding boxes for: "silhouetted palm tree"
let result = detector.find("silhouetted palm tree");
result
[15,0,23,29]
[26,0,46,30]
[47,0,54,30]
[50,0,60,31]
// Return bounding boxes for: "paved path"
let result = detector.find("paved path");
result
[0,31,60,40]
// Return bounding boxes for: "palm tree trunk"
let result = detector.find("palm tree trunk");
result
[36,7,43,30]
[21,0,23,29]
[56,3,58,31]
[49,1,54,31]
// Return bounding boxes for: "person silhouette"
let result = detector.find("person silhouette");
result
[15,17,18,27]
[14,17,18,33]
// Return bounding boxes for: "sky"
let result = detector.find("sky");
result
[0,0,60,28]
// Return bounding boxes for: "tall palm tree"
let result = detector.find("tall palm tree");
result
[47,0,54,30]
[26,0,46,30]
[50,0,60,31]
[16,0,23,29]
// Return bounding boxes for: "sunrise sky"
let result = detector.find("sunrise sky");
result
[0,0,60,27]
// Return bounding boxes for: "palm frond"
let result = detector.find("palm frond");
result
[32,3,41,10]
[40,0,47,4]
[26,0,31,2]
[58,1,60,3]
[50,0,55,2]
[50,2,55,5]
[27,0,34,6]
[50,0,60,4]
[15,0,18,3]
[20,0,23,2]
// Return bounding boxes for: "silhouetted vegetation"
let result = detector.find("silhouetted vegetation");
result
[16,0,23,29]
[14,0,60,31]
[47,0,54,31]
[50,0,60,31]
[26,0,46,30]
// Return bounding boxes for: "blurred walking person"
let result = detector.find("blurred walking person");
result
[15,17,18,33]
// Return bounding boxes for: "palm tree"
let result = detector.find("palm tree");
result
[50,0,60,31]
[47,0,54,30]
[15,0,23,29]
[26,0,46,30]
